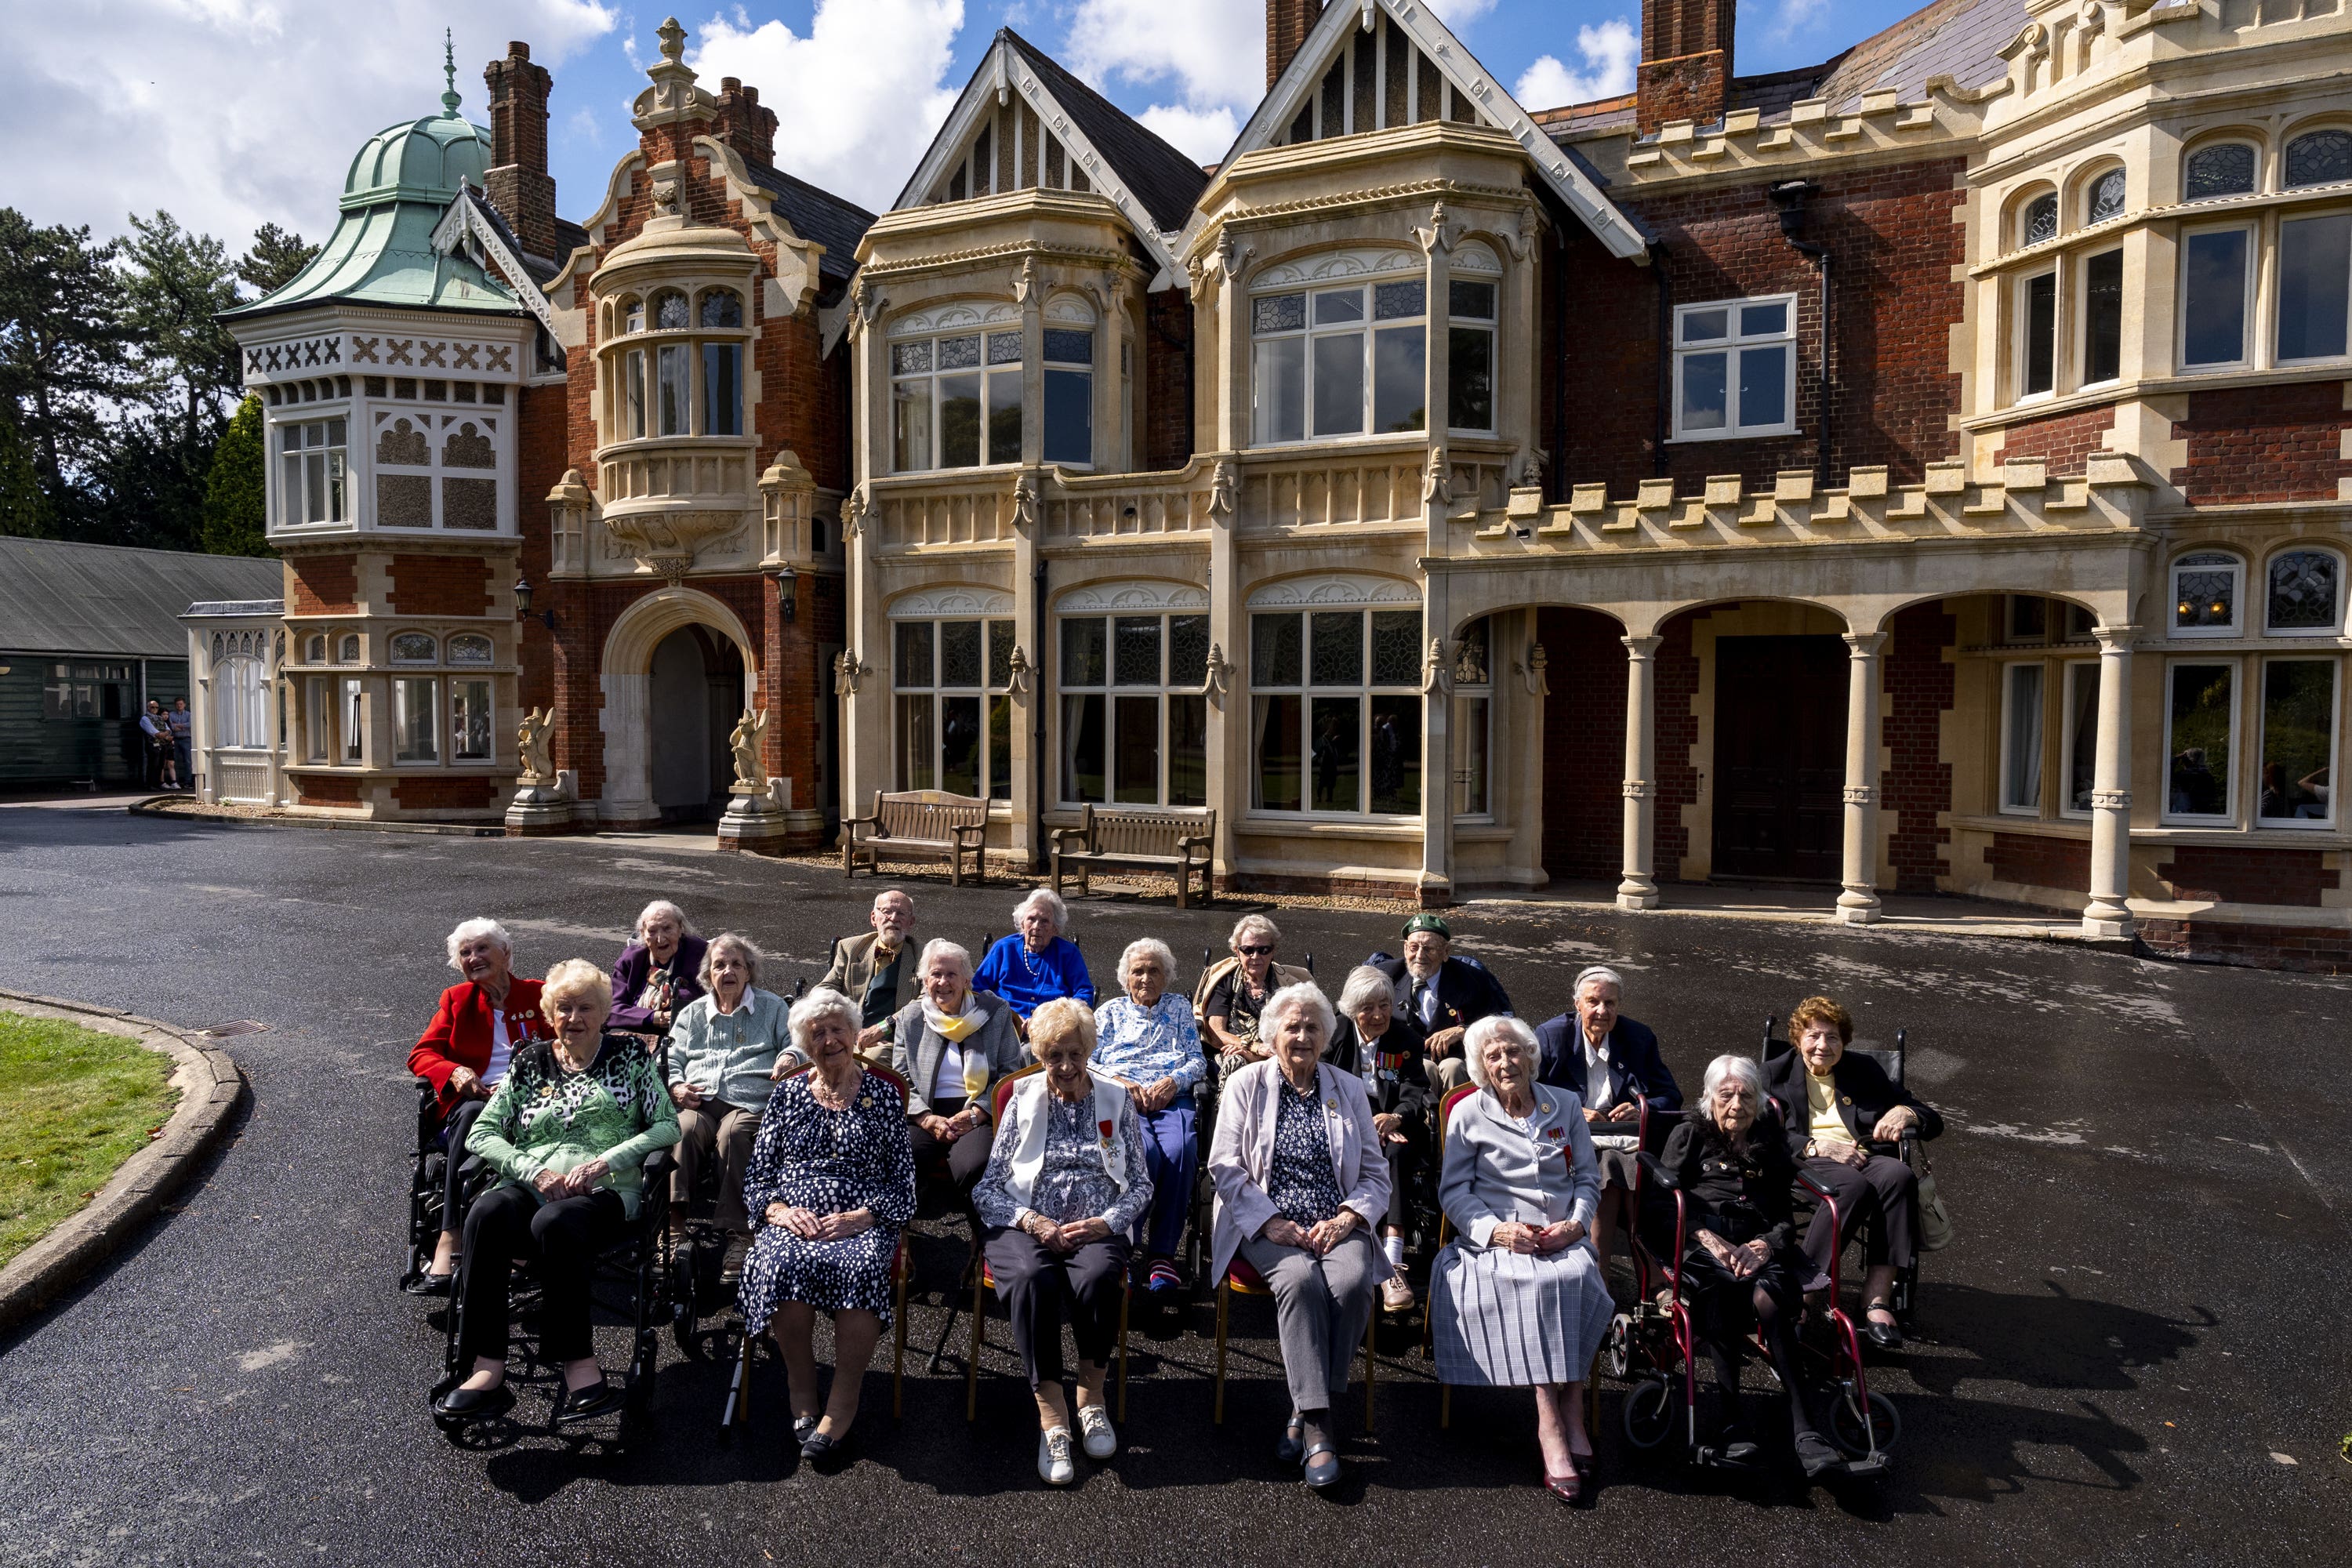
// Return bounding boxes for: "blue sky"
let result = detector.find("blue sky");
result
[0,0,1926,252]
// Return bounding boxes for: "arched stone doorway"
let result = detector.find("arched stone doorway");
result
[648,626,745,822]
[598,586,759,828]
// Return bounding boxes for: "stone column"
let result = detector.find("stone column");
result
[1835,630,1886,924]
[2082,624,2137,938]
[1617,633,1661,910]
[1419,567,1453,909]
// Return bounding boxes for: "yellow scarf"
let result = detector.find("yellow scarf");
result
[929,1007,982,1043]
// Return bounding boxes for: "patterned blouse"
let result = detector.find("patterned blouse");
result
[1091,993,1207,1095]
[466,1033,681,1218]
[974,1087,1153,1232]
[1265,1078,1344,1227]
[740,1069,917,1230]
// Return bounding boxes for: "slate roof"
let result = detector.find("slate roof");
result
[1000,30,1210,233]
[0,539,282,659]
[1813,0,2025,111]
[742,164,877,283]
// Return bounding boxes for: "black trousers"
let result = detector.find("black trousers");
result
[982,1227,1129,1388]
[909,1095,992,1205]
[437,1099,488,1240]
[458,1184,627,1365]
[1377,1121,1428,1229]
[1798,1153,1918,1276]
[1682,1251,1817,1438]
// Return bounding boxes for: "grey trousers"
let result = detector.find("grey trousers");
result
[674,1100,761,1232]
[1237,1227,1378,1414]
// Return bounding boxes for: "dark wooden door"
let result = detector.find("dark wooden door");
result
[1711,635,1847,881]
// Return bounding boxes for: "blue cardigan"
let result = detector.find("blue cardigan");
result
[973,935,1094,1019]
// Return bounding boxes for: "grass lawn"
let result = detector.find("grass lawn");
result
[0,1010,180,1270]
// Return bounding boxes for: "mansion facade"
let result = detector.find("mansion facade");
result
[217,0,2352,968]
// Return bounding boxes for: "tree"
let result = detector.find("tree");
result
[0,412,47,537]
[237,223,320,298]
[0,209,135,527]
[201,394,270,557]
[120,210,241,438]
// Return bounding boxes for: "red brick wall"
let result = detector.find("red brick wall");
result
[288,555,358,615]
[1556,158,1967,498]
[1987,829,2089,895]
[1882,601,1954,892]
[2139,917,2350,974]
[1552,221,1658,495]
[1538,608,1630,880]
[291,773,361,807]
[1636,53,1729,136]
[394,776,501,812]
[514,380,570,714]
[2154,845,2340,908]
[385,554,492,617]
[1995,401,2117,477]
[1653,611,1702,879]
[1143,289,1193,472]
[2168,381,2352,504]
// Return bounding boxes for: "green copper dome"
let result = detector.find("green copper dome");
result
[340,106,493,209]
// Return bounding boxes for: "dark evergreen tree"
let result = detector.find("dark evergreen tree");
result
[236,223,320,298]
[0,209,135,531]
[201,393,270,557]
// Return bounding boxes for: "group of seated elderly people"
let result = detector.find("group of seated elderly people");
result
[405,888,1941,1496]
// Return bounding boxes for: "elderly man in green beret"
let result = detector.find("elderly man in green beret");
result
[1363,914,1515,1094]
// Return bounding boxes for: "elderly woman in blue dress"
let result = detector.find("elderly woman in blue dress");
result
[1090,937,1204,1294]
[1207,981,1392,1490]
[974,887,1094,1019]
[1430,1015,1613,1505]
[736,988,916,1468]
[974,998,1153,1486]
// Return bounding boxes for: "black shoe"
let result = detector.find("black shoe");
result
[405,1269,456,1297]
[434,1381,513,1420]
[793,1414,820,1443]
[553,1377,625,1425]
[1795,1430,1848,1479]
[1275,1413,1305,1466]
[1863,1305,1904,1350]
[1716,1422,1760,1465]
[800,1423,854,1470]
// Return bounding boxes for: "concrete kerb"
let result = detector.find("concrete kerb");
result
[126,799,503,837]
[0,989,247,1338]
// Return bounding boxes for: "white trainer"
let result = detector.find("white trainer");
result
[1038,1425,1076,1485]
[1078,1403,1116,1460]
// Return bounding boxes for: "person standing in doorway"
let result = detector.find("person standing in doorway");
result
[168,698,194,793]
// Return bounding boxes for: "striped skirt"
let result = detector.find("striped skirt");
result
[1431,1240,1616,1387]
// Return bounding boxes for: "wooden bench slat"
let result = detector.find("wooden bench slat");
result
[1051,804,1216,908]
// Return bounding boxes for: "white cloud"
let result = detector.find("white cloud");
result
[690,0,966,212]
[1513,17,1639,109]
[1065,0,1263,115]
[0,0,615,248]
[1134,103,1239,164]
[1425,0,1498,20]
[1769,0,1835,39]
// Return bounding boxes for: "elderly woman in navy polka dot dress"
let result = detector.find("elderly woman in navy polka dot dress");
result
[737,987,915,1468]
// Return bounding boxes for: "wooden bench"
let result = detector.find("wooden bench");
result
[1051,805,1215,908]
[843,789,989,885]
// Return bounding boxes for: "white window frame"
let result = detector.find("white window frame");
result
[2060,659,2101,820]
[2255,655,2340,830]
[304,674,334,763]
[213,655,268,750]
[2179,222,2256,372]
[392,676,440,766]
[890,325,1026,473]
[1451,618,1494,821]
[2273,205,2352,368]
[1998,660,2047,816]
[340,676,365,763]
[2078,245,2126,389]
[2170,551,2245,639]
[1247,604,1425,818]
[2013,263,2060,404]
[1055,610,1213,810]
[891,615,1017,800]
[2161,658,2240,826]
[274,415,349,528]
[1669,294,1798,441]
[2263,546,2347,637]
[1250,273,1429,448]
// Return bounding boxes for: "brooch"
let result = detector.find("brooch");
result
[1324,1098,1337,1111]
[1841,1094,1853,1106]
[858,1095,873,1109]
[1538,1101,1552,1116]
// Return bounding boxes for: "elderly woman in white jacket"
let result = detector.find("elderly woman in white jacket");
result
[1207,981,1392,1490]
[1429,1015,1613,1504]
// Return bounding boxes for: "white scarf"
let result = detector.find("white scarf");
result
[1005,1073,1130,1210]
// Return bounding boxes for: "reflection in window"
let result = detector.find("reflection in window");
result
[892,331,1023,470]
[452,679,493,761]
[2083,249,2124,384]
[894,616,1014,799]
[2284,129,2352,190]
[394,677,439,764]
[1058,611,1207,807]
[2021,192,2058,247]
[2086,169,2126,224]
[448,633,495,665]
[2258,659,2336,826]
[2172,552,2241,634]
[1251,278,1427,445]
[1250,605,1421,815]
[2181,228,2250,368]
[2276,212,2350,364]
[1043,328,1092,466]
[2020,269,2057,397]
[1447,280,1496,432]
[389,632,437,664]
[2165,662,2234,820]
[2267,550,2340,633]
[2184,143,2256,201]
[1675,297,1795,437]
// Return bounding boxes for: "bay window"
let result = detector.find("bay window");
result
[895,616,1014,798]
[2257,659,2336,826]
[1252,276,1426,445]
[1447,280,1496,432]
[305,677,333,762]
[2163,662,2236,822]
[342,677,365,762]
[894,330,1021,470]
[1672,297,1795,439]
[2082,249,2123,385]
[604,285,747,444]
[1042,328,1093,466]
[2276,211,2350,365]
[2061,661,2100,817]
[2017,267,2058,398]
[1058,609,1209,808]
[1250,604,1421,815]
[277,418,348,525]
[2180,227,2252,369]
[2000,662,2045,813]
[394,677,438,764]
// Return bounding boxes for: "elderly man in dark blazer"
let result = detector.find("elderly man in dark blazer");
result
[1534,964,1681,1282]
[1364,913,1512,1096]
[818,887,920,1054]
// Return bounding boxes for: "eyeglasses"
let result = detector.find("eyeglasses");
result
[1237,945,1275,956]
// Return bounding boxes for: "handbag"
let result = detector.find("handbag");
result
[1912,1143,1955,1251]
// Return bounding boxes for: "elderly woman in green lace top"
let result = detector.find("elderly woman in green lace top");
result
[433,958,680,1425]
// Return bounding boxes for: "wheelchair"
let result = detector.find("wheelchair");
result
[430,1149,675,1446]
[1610,1137,1897,1479]
[1758,1016,1928,1326]
[403,1080,494,1293]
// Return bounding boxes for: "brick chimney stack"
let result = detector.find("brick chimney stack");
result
[1267,0,1326,90]
[1636,0,1736,136]
[484,41,559,261]
[713,77,779,168]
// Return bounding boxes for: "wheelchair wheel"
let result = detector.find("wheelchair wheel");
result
[1601,1314,1634,1381]
[1621,1374,1678,1451]
[1828,1387,1900,1459]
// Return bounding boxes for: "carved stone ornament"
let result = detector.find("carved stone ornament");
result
[833,649,865,696]
[1523,641,1551,696]
[515,707,555,784]
[1414,200,1454,257]
[652,180,681,216]
[1203,642,1234,706]
[1621,779,1652,800]
[1422,446,1451,504]
[1843,785,1877,805]
[843,483,872,539]
[728,708,768,793]
[1014,256,1038,304]
[1421,637,1451,695]
[1513,448,1546,488]
[1215,234,1256,286]
[2091,789,2133,811]
[602,508,743,583]
[1207,459,1237,517]
[1013,473,1042,530]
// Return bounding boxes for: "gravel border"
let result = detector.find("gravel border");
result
[0,989,246,1338]
[129,798,503,837]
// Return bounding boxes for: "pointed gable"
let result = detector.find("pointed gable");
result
[1221,0,1646,260]
[890,29,1210,278]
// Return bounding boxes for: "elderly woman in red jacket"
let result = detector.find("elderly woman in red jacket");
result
[405,918,552,1294]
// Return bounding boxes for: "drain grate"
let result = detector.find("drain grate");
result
[197,1019,269,1037]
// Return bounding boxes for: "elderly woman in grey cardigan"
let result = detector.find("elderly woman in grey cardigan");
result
[1207,982,1392,1490]
[1429,1015,1613,1505]
[887,939,1027,1210]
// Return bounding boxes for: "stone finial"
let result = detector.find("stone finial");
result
[658,16,688,64]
